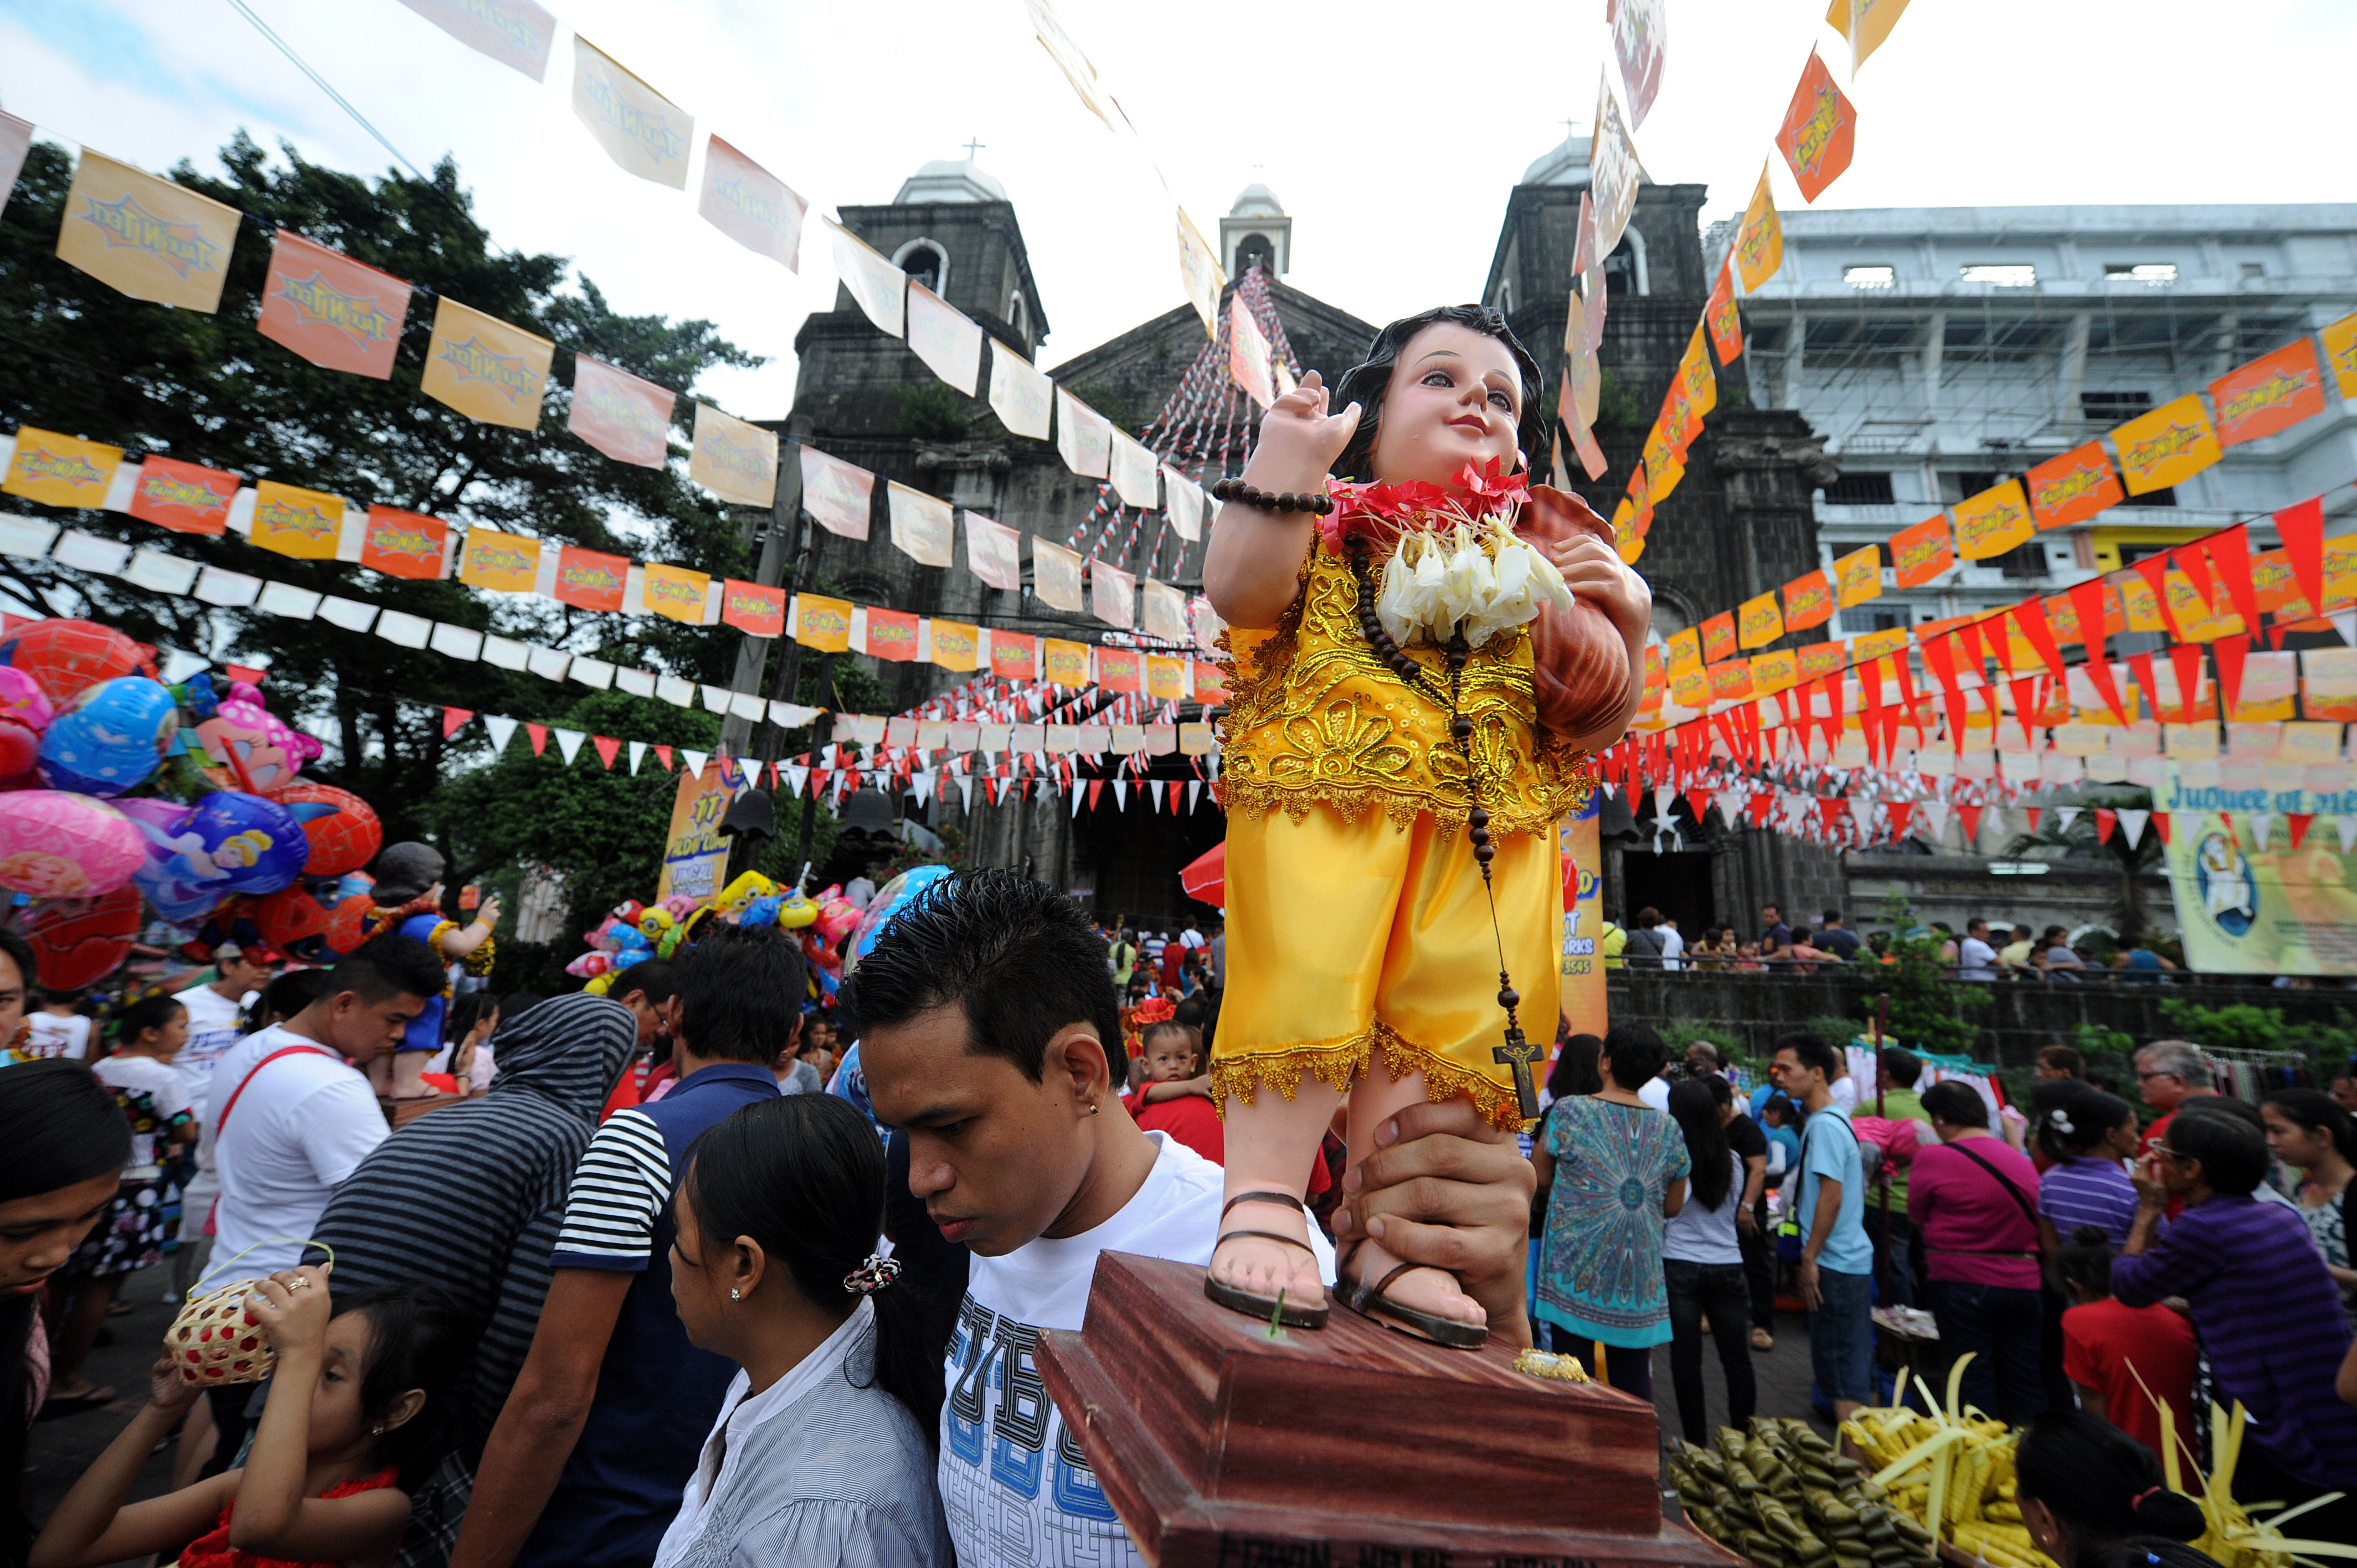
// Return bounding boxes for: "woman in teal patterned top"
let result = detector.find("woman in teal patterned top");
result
[1532,1023,1689,1397]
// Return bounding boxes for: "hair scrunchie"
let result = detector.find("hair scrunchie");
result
[842,1254,902,1296]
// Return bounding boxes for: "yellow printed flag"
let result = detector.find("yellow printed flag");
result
[56,150,239,313]
[570,37,693,190]
[792,594,852,652]
[1834,543,1882,607]
[1663,626,1701,675]
[250,479,345,561]
[688,403,778,507]
[458,527,541,592]
[2,428,120,509]
[422,297,552,430]
[1953,479,2034,561]
[1737,591,1784,649]
[929,620,978,673]
[642,563,711,625]
[1825,0,1911,73]
[2322,311,2357,401]
[2111,394,2220,496]
[1752,648,1798,695]
[1733,165,1783,293]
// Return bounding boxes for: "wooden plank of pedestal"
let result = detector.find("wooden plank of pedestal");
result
[1036,1251,1742,1568]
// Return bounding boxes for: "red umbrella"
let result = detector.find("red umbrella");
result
[1180,842,1226,906]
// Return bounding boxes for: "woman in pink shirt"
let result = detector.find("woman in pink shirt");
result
[1910,1080,2047,1424]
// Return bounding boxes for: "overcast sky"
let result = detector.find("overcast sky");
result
[5,0,2353,430]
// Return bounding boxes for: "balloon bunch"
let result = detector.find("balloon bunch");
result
[564,870,856,1006]
[0,620,388,986]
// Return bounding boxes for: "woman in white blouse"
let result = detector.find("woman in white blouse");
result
[656,1094,949,1568]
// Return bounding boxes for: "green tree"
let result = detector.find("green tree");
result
[1854,889,1990,1058]
[1998,785,2164,941]
[0,133,761,847]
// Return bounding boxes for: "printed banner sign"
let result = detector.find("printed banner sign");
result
[963,512,1022,591]
[656,763,734,902]
[1097,648,1143,695]
[720,579,784,638]
[1776,50,1856,204]
[256,230,409,379]
[906,282,982,396]
[1782,569,1834,631]
[2,429,120,510]
[887,483,955,568]
[1734,165,1784,293]
[1588,71,1643,259]
[792,593,851,652]
[1889,513,1953,589]
[1032,537,1084,612]
[642,563,711,625]
[1141,578,1188,643]
[1737,591,1783,649]
[1700,610,1736,665]
[1164,468,1206,541]
[1705,259,1742,365]
[987,340,1052,440]
[1055,389,1112,479]
[553,546,629,611]
[689,403,778,507]
[799,446,873,540]
[2322,311,2357,401]
[1043,638,1090,688]
[128,455,236,535]
[569,355,674,468]
[1177,208,1225,336]
[1090,556,1135,629]
[991,635,1037,682]
[865,608,919,662]
[1834,543,1882,606]
[1109,431,1159,509]
[1608,0,1667,128]
[56,149,238,313]
[1227,295,1276,409]
[929,620,977,672]
[572,37,693,189]
[459,527,540,592]
[698,135,805,271]
[421,296,552,430]
[1827,0,1911,72]
[396,0,556,80]
[250,479,345,561]
[1663,626,1701,675]
[2112,395,2220,496]
[360,507,447,580]
[828,219,905,338]
[2209,339,2324,448]
[1954,479,2034,561]
[2163,762,2357,974]
[0,111,31,218]
[2025,442,2121,530]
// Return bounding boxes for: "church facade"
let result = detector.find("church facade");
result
[755,142,1841,934]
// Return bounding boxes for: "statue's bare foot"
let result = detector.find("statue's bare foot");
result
[1205,1192,1328,1327]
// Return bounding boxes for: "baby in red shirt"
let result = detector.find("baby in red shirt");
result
[1125,1021,1330,1199]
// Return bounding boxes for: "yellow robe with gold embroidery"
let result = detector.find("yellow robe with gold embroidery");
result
[1212,544,1593,1130]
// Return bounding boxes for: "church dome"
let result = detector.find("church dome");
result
[1522,132,1593,188]
[894,156,1007,205]
[1229,182,1285,218]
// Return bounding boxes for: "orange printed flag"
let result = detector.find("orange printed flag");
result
[1734,165,1783,292]
[1195,660,1231,705]
[990,635,1037,683]
[1783,569,1835,631]
[553,546,629,612]
[127,455,236,535]
[459,528,541,593]
[3,429,120,510]
[2210,339,2325,448]
[1098,648,1144,695]
[56,150,238,313]
[2112,395,2220,496]
[2322,312,2357,400]
[1043,638,1090,689]
[864,608,919,662]
[257,231,408,379]
[1834,543,1882,607]
[689,403,778,507]
[1776,51,1856,204]
[698,135,805,272]
[1889,514,1953,589]
[1953,479,2034,561]
[1705,259,1743,366]
[569,356,674,468]
[422,297,553,430]
[250,479,345,561]
[791,594,851,653]
[1738,591,1784,649]
[359,506,447,580]
[642,563,711,625]
[1798,641,1849,681]
[1701,611,1737,664]
[720,579,785,638]
[2025,442,2121,529]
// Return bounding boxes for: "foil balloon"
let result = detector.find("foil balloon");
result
[738,894,781,928]
[118,797,227,924]
[846,865,954,971]
[776,891,819,930]
[0,618,150,708]
[323,873,374,955]
[17,882,143,990]
[37,677,178,796]
[0,790,145,899]
[185,791,317,896]
[265,781,381,877]
[194,682,321,794]
[249,882,340,965]
[636,906,676,941]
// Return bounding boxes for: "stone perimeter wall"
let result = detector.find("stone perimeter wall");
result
[1607,968,2355,1067]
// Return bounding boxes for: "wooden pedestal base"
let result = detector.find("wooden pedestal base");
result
[1036,1252,1740,1568]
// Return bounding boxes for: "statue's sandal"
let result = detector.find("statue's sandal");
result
[1203,1190,1330,1329]
[1337,1239,1489,1350]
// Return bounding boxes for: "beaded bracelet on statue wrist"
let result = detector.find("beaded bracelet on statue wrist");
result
[1212,477,1334,515]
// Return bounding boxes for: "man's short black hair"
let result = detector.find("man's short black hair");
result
[1880,1046,1922,1087]
[840,870,1123,1082]
[609,958,677,1008]
[2163,1101,2270,1195]
[1775,1030,1839,1082]
[1602,1023,1666,1090]
[327,935,446,1007]
[673,925,806,1065]
[1824,910,1842,924]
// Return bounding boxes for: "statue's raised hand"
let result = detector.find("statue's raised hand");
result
[1241,370,1360,493]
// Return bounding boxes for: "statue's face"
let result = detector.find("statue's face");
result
[1367,322,1524,488]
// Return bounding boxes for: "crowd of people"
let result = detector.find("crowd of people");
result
[5,871,2355,1568]
[1600,901,2184,981]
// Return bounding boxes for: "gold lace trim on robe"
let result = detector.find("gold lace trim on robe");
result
[1208,1019,1529,1132]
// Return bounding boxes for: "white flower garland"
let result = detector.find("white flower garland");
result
[1373,513,1577,652]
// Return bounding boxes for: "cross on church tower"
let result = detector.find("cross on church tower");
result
[963,137,986,160]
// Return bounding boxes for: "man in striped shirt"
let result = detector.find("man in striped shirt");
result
[450,928,801,1568]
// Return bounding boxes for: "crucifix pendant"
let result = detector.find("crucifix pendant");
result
[1494,1025,1542,1122]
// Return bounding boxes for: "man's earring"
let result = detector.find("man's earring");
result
[730,1288,742,1301]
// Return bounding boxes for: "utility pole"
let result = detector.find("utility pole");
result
[722,445,810,882]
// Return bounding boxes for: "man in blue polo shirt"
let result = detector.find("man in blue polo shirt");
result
[450,925,801,1568]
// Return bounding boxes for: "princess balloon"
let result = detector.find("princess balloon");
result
[1200,306,1649,1345]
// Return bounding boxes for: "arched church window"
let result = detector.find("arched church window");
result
[1234,233,1275,276]
[892,239,949,295]
[1008,287,1031,343]
[1601,230,1651,297]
